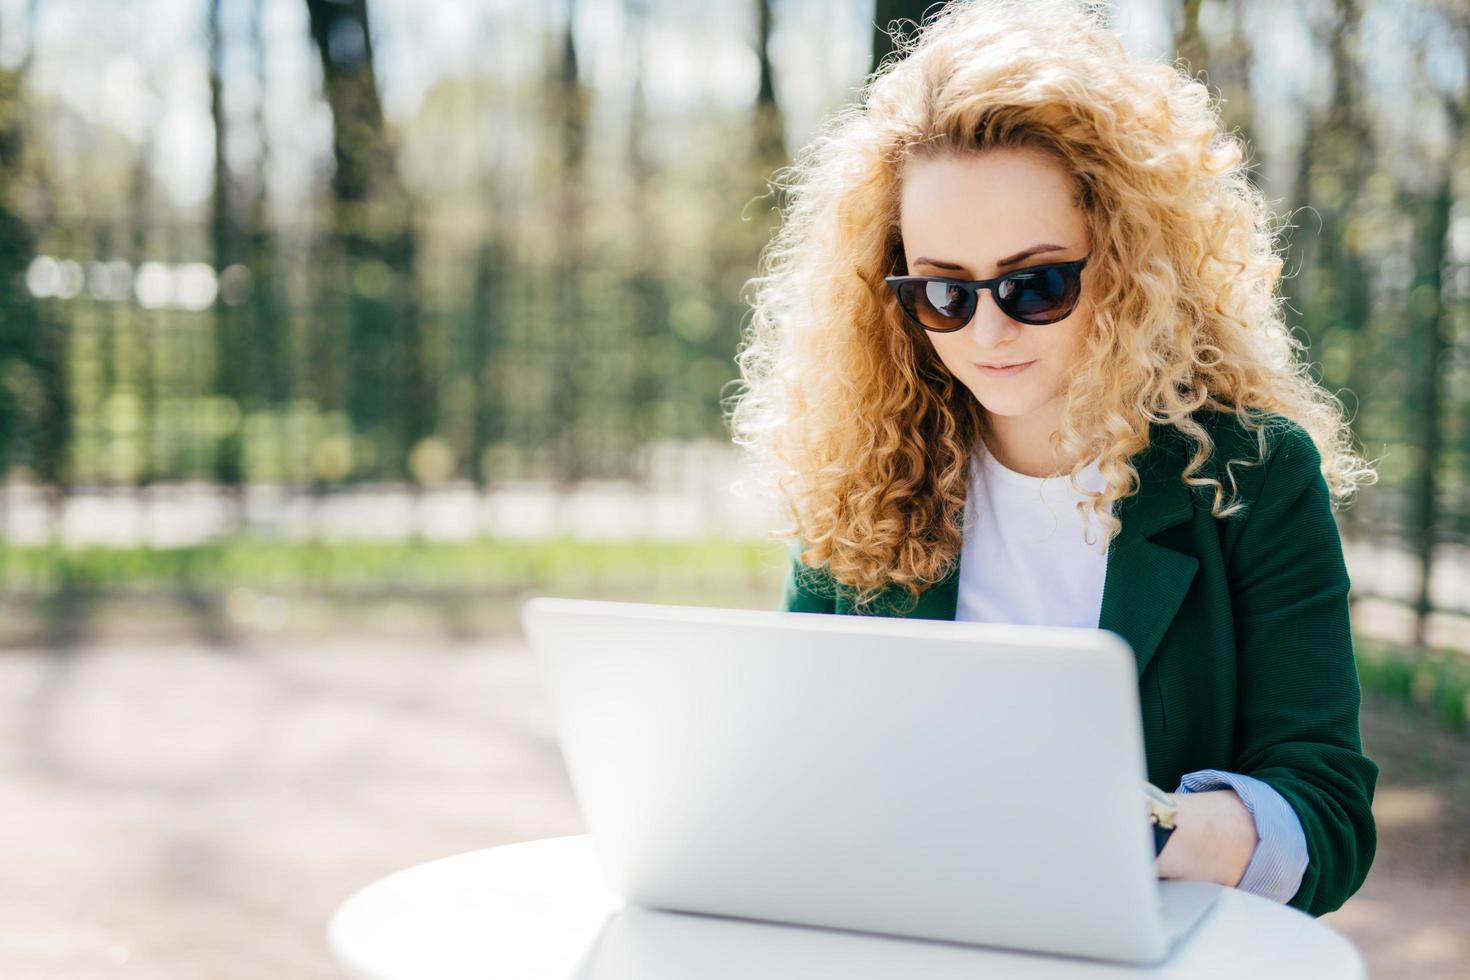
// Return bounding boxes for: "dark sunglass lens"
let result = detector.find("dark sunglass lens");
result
[902,279,974,330]
[999,266,1081,323]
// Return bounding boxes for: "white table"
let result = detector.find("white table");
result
[328,835,1364,980]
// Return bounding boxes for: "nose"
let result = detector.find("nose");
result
[964,288,1024,344]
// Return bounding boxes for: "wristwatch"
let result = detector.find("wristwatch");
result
[1143,780,1178,856]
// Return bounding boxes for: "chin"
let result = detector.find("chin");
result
[962,386,1045,416]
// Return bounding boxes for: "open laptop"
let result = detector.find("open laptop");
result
[519,596,1220,966]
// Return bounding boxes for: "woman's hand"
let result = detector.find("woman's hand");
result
[1154,788,1258,887]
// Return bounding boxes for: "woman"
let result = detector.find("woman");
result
[727,0,1378,918]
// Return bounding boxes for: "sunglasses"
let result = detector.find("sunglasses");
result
[884,257,1089,330]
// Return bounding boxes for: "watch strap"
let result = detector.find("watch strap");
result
[1153,820,1175,856]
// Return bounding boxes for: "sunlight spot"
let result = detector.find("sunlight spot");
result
[1372,787,1443,829]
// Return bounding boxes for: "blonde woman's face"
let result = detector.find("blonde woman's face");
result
[897,147,1093,422]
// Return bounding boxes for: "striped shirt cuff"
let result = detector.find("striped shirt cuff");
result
[1173,768,1309,904]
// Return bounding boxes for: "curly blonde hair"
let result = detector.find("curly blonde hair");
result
[725,0,1376,614]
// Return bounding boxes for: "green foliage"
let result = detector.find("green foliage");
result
[1355,634,1470,736]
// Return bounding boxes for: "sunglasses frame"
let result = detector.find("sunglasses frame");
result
[884,256,1089,331]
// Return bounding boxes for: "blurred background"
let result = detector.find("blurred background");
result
[0,0,1467,976]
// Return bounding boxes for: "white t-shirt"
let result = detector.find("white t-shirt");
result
[954,439,1113,628]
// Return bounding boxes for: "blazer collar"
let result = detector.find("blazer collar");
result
[902,427,1199,681]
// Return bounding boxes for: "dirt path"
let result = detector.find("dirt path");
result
[0,627,1465,978]
[1322,694,1470,978]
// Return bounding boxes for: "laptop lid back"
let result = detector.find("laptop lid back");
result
[521,596,1174,964]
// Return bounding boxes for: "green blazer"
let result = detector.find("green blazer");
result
[779,409,1377,917]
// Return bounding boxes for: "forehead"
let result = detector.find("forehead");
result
[898,148,1087,268]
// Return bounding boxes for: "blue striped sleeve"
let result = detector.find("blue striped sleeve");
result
[1173,769,1309,904]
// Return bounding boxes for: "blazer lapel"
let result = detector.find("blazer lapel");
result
[901,432,1199,680]
[1095,444,1199,680]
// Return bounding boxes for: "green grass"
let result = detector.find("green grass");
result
[0,534,792,596]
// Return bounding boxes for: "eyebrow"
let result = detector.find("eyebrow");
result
[912,244,1069,273]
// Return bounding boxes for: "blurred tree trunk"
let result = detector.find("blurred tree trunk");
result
[305,0,430,484]
[0,1,69,544]
[745,0,787,230]
[1286,0,1376,550]
[1170,0,1256,149]
[1441,1,1470,547]
[0,34,33,558]
[0,40,31,495]
[696,0,791,454]
[1408,0,1468,645]
[1299,1,1371,391]
[1409,172,1452,648]
[752,0,784,165]
[249,0,290,482]
[1174,0,1205,79]
[468,236,506,489]
[548,0,589,487]
[129,109,159,527]
[623,0,669,478]
[210,0,246,529]
[1212,0,1259,161]
[736,0,788,346]
[870,0,936,75]
[1325,0,1376,541]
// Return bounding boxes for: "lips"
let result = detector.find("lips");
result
[974,359,1035,377]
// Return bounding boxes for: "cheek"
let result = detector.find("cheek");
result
[1046,312,1091,364]
[927,334,969,371]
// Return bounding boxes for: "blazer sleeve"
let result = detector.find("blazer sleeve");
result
[1226,422,1378,916]
[780,537,837,614]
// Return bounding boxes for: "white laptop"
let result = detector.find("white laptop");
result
[519,596,1220,966]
